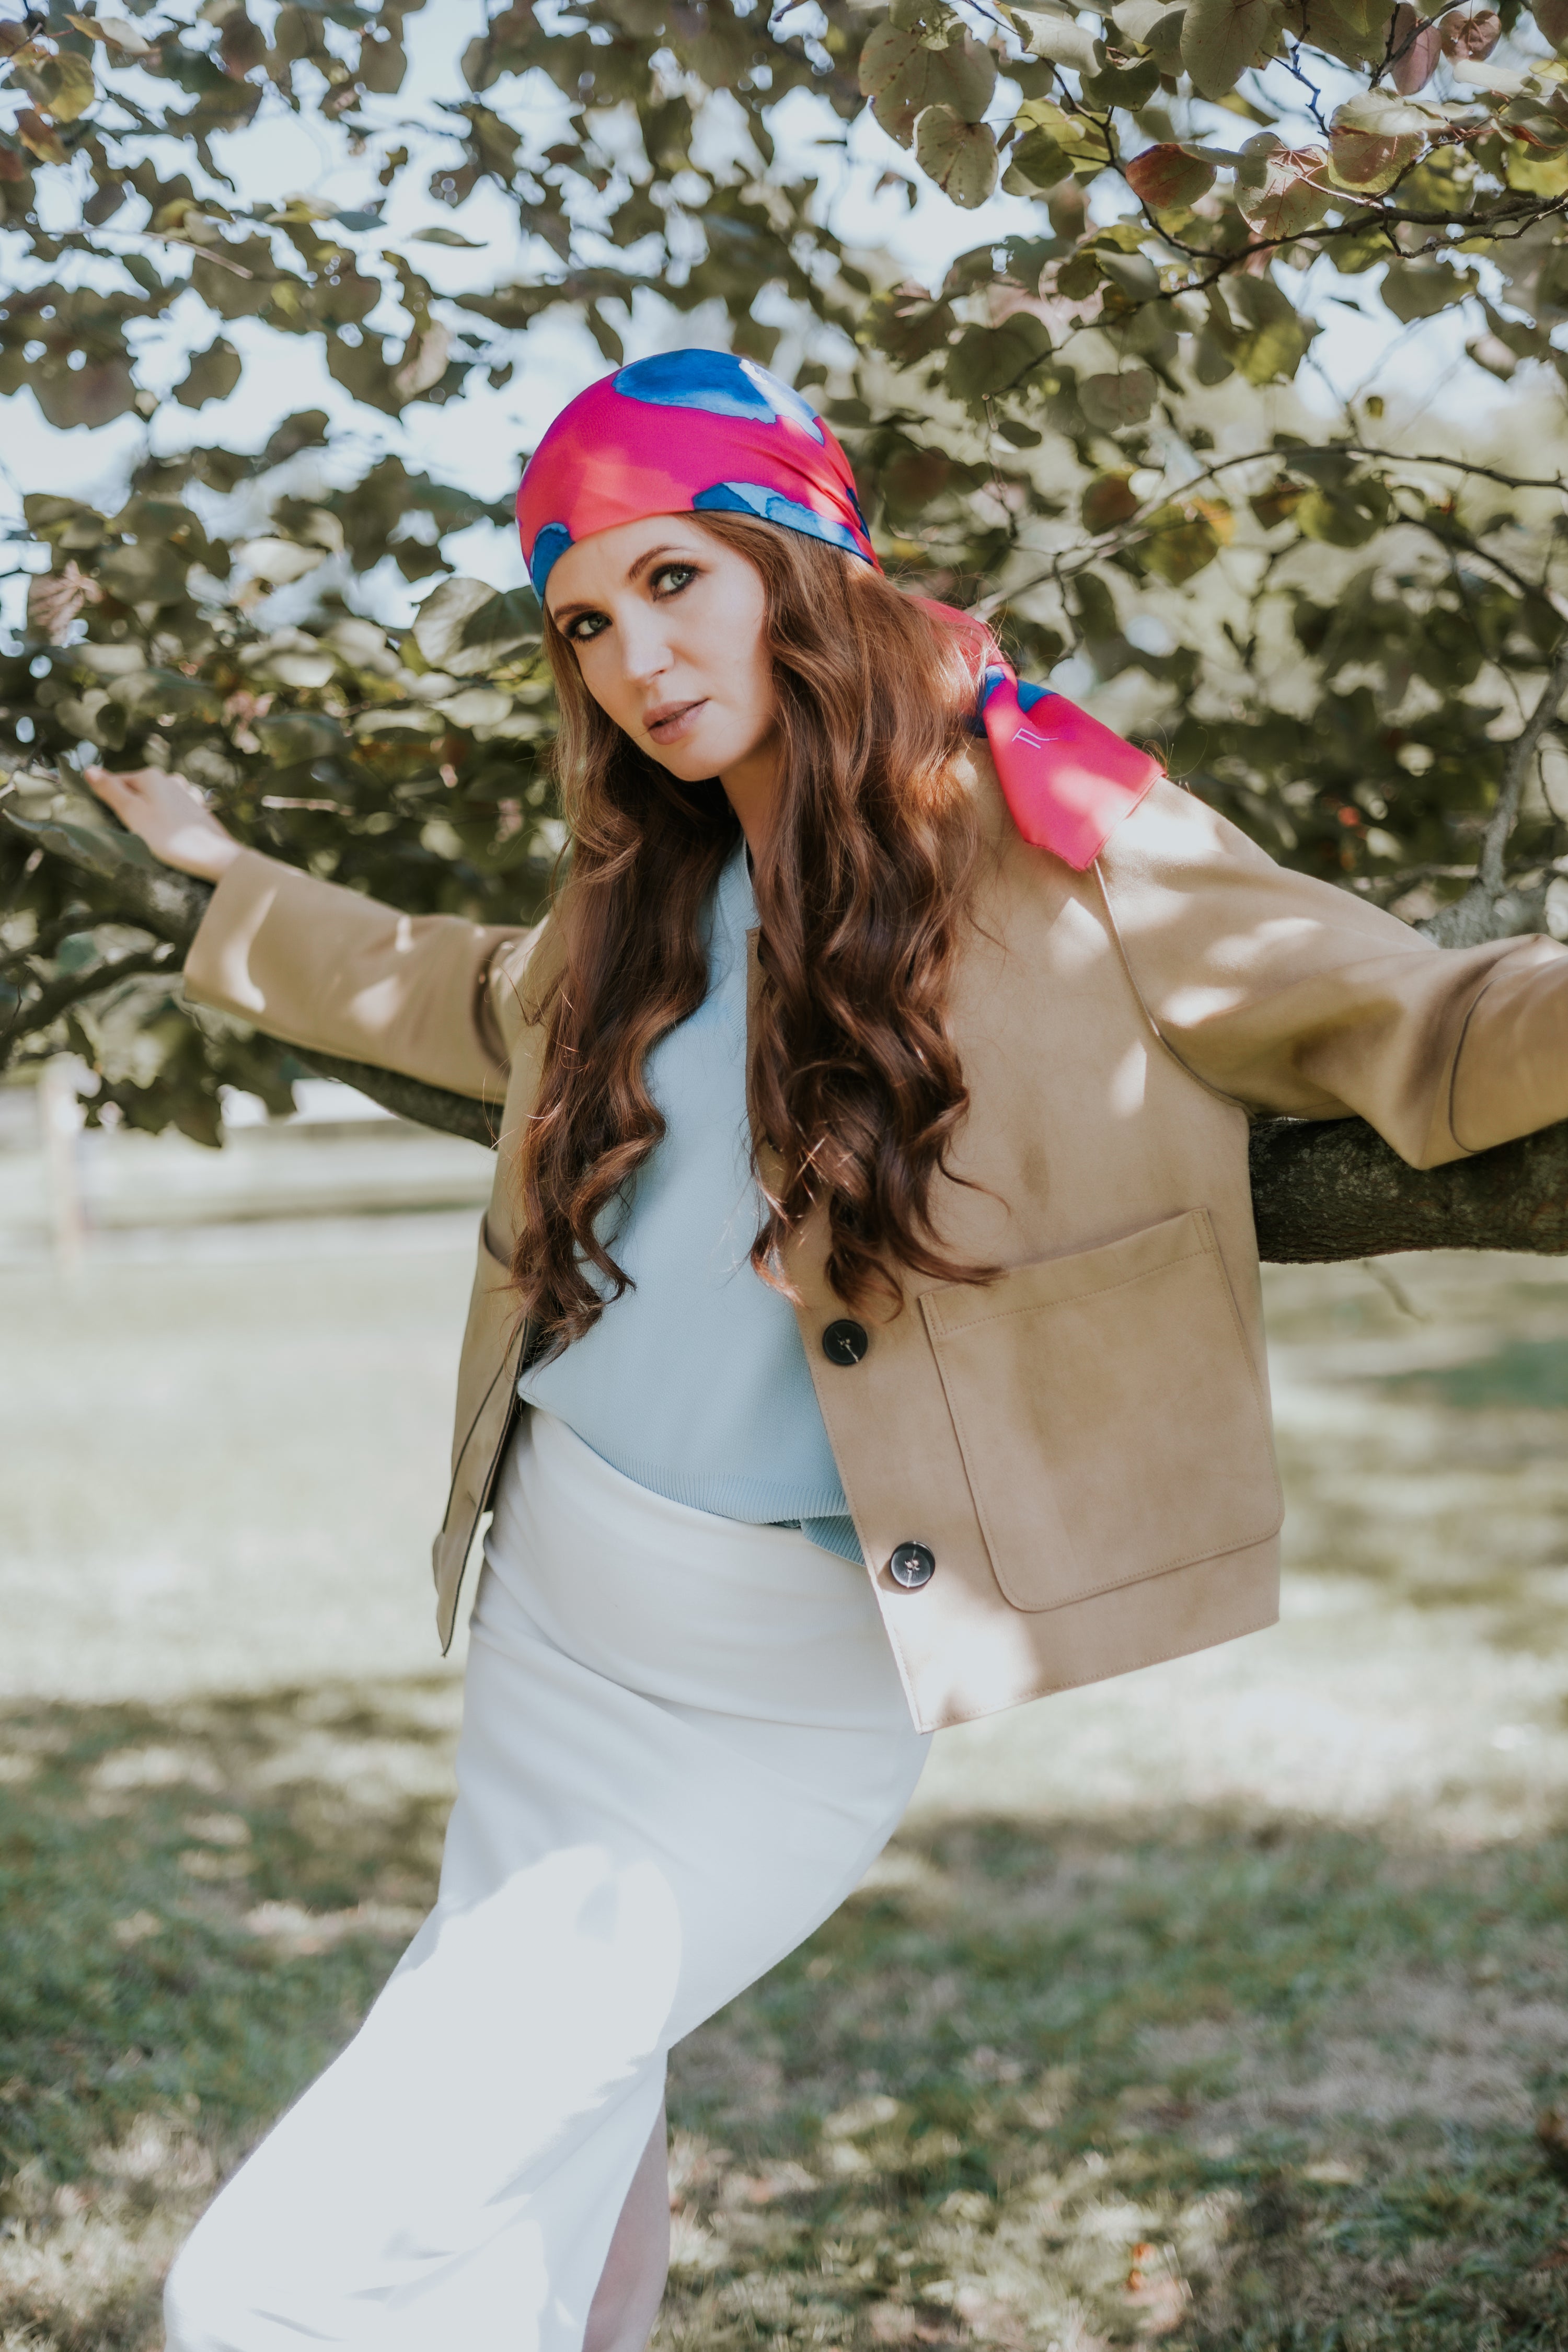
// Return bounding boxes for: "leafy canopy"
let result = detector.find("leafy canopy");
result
[4,0,1568,1144]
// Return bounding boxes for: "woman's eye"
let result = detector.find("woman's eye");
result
[652,562,697,597]
[567,612,608,643]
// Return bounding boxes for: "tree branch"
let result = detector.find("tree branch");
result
[10,804,1568,1254]
[1251,1115,1568,1261]
[2,947,173,1061]
[0,805,502,1146]
[284,1053,501,1147]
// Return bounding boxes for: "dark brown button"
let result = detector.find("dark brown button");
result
[888,1541,936,1590]
[822,1318,869,1367]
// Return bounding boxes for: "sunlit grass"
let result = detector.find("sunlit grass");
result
[6,1690,1568,2348]
[6,1238,1568,2347]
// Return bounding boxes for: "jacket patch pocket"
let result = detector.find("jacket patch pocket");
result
[920,1207,1283,1616]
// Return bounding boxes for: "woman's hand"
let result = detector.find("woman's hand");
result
[84,764,243,883]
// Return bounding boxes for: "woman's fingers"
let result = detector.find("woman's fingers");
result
[79,764,242,882]
[85,764,162,819]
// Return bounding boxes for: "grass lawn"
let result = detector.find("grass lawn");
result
[5,1228,1568,2349]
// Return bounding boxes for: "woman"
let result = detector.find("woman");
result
[87,350,1568,2350]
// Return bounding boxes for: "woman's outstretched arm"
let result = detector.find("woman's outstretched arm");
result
[1099,774,1568,1167]
[85,764,541,1105]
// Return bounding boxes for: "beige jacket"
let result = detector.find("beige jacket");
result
[184,747,1568,1733]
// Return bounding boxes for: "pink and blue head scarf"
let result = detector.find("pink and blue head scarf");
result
[516,349,1160,870]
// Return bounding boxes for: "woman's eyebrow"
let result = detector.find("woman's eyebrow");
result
[549,544,693,625]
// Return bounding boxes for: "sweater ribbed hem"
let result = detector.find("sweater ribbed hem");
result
[525,1416,861,1564]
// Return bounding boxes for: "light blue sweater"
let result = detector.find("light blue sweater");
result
[519,838,861,1563]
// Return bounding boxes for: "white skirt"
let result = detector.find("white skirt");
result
[164,1409,930,2351]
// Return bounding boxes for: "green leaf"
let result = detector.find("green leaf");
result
[411,227,484,247]
[1380,260,1480,321]
[1334,89,1443,137]
[1004,128,1071,191]
[1080,366,1157,429]
[916,108,999,206]
[36,51,97,123]
[174,337,243,408]
[1111,0,1187,62]
[943,314,1054,401]
[1235,310,1313,382]
[860,286,959,362]
[1138,497,1231,581]
[860,20,996,145]
[412,577,543,677]
[95,538,194,606]
[1180,0,1278,98]
[1235,141,1332,237]
[1250,476,1306,527]
[1012,96,1114,172]
[30,356,136,430]
[24,496,106,549]
[1295,478,1390,545]
[1080,50,1160,107]
[1009,5,1100,68]
[1,809,164,880]
[255,710,349,763]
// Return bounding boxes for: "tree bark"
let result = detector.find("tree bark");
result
[8,808,1568,1259]
[1249,1114,1568,1262]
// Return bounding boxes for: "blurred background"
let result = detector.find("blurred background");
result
[6,1072,1568,2348]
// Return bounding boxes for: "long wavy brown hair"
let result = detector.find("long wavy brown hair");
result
[511,511,996,1352]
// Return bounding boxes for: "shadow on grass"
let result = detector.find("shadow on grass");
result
[5,1689,1568,2350]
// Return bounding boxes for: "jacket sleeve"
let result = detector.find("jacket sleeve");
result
[181,848,545,1103]
[1099,778,1568,1168]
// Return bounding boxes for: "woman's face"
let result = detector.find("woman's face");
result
[544,513,778,784]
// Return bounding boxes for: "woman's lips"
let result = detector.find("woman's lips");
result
[644,699,706,745]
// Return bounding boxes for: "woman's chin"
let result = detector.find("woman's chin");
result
[647,734,728,783]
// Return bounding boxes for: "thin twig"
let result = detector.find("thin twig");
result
[1481,631,1568,896]
[1346,446,1568,496]
[1,946,172,1061]
[0,913,96,973]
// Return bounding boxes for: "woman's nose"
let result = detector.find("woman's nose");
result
[618,608,673,684]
